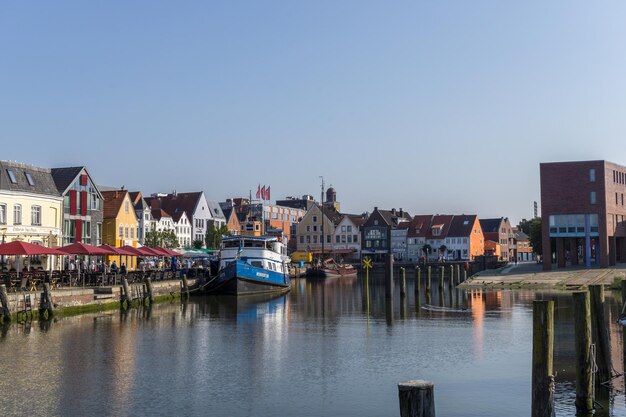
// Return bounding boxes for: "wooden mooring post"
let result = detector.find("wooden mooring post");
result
[426,266,431,293]
[532,300,554,417]
[39,282,54,319]
[181,274,190,298]
[398,380,435,417]
[0,284,11,323]
[144,277,154,305]
[463,270,467,282]
[414,267,421,298]
[589,285,611,385]
[438,267,444,294]
[456,264,460,284]
[400,267,406,298]
[121,277,131,309]
[385,254,394,299]
[573,291,593,414]
[448,265,454,290]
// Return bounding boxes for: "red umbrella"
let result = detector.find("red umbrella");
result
[136,246,162,256]
[147,247,170,256]
[155,246,181,257]
[0,241,66,256]
[120,245,146,256]
[57,242,110,255]
[98,244,136,256]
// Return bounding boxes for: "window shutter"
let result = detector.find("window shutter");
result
[69,190,77,215]
[80,192,88,215]
[75,219,83,243]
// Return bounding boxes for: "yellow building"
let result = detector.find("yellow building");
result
[0,161,63,270]
[101,190,139,270]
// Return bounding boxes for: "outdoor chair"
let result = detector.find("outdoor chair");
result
[19,277,28,292]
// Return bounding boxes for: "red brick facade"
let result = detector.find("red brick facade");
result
[540,160,626,269]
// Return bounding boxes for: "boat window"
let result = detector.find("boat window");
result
[251,261,262,268]
[223,240,240,248]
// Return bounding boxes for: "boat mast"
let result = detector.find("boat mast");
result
[320,176,324,262]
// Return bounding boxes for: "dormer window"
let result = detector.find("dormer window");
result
[25,172,34,186]
[463,220,469,226]
[432,224,443,236]
[6,169,17,184]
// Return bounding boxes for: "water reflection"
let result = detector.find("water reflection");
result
[1,273,626,416]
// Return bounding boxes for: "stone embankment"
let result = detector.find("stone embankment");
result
[1,278,198,320]
[460,262,626,290]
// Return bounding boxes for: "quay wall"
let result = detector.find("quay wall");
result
[3,279,197,314]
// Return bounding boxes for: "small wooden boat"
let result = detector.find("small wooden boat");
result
[306,258,358,278]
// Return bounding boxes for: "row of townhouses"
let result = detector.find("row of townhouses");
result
[0,162,226,269]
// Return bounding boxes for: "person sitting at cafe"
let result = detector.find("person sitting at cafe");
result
[120,263,127,275]
[110,260,118,273]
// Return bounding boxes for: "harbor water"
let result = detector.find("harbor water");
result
[1,270,626,416]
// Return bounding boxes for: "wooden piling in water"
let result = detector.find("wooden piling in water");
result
[573,291,593,414]
[144,277,154,305]
[463,270,467,282]
[400,268,406,297]
[426,266,431,293]
[532,299,554,417]
[456,264,460,284]
[181,274,190,298]
[40,282,54,319]
[121,277,131,309]
[0,284,11,322]
[448,265,454,289]
[414,267,421,298]
[438,267,444,294]
[589,285,611,385]
[385,254,394,299]
[398,380,435,417]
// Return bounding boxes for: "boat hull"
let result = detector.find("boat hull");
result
[306,265,358,278]
[205,260,290,295]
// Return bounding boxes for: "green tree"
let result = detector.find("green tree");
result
[517,217,542,255]
[205,224,230,249]
[192,239,204,249]
[144,228,179,249]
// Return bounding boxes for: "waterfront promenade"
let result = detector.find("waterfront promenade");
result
[461,261,626,289]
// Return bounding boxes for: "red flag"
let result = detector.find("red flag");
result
[256,184,261,199]
[266,186,270,200]
[261,185,266,200]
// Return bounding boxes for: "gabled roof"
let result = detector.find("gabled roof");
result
[0,161,60,197]
[321,205,344,226]
[222,207,234,223]
[101,190,129,219]
[148,192,204,223]
[207,200,225,220]
[343,214,367,228]
[514,230,530,242]
[448,215,479,237]
[407,215,434,238]
[425,215,454,239]
[479,218,505,234]
[151,208,172,221]
[50,167,83,193]
[129,191,142,205]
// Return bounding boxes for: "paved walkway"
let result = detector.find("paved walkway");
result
[460,261,626,289]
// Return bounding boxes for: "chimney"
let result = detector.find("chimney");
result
[399,208,403,217]
[391,208,396,215]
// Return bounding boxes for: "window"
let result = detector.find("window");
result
[347,225,352,232]
[590,191,597,205]
[306,225,310,232]
[590,168,596,182]
[119,225,124,237]
[353,235,358,243]
[312,216,317,223]
[130,228,135,239]
[0,204,6,224]
[341,226,346,232]
[13,204,22,225]
[366,241,372,248]
[6,169,17,183]
[313,235,317,243]
[125,201,129,213]
[313,225,317,232]
[84,221,91,241]
[306,236,310,243]
[336,235,340,243]
[300,236,304,244]
[617,193,619,205]
[341,235,346,243]
[97,223,102,245]
[31,206,41,226]
[327,235,331,243]
[25,172,34,186]
[347,235,352,243]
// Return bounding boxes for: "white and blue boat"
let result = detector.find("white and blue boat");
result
[204,236,291,295]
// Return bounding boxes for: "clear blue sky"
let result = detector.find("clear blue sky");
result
[2,1,626,225]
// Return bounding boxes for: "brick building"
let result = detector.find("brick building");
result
[540,160,626,269]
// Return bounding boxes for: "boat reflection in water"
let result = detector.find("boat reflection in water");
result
[199,292,289,323]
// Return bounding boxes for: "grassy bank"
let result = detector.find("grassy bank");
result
[1,292,182,324]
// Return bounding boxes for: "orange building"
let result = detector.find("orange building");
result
[101,190,139,270]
